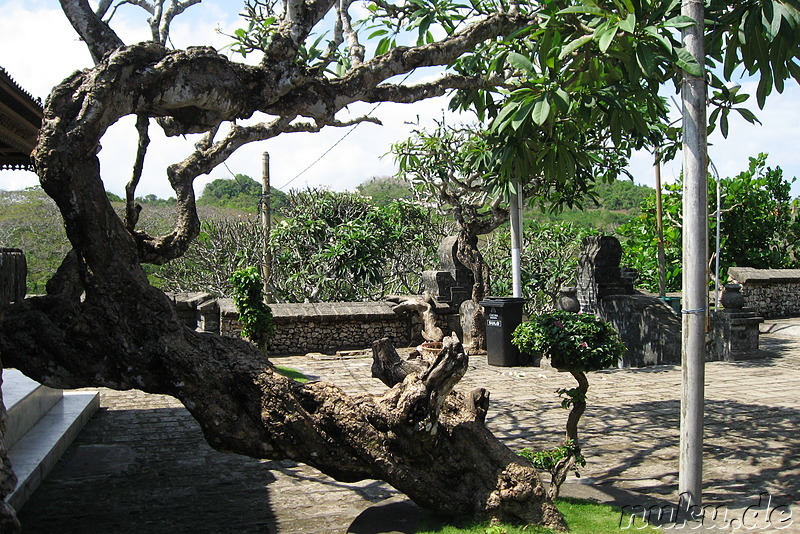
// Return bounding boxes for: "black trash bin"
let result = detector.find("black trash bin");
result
[479,297,526,367]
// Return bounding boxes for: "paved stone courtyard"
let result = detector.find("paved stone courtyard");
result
[15,318,800,533]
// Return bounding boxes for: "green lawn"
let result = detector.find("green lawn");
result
[416,497,661,533]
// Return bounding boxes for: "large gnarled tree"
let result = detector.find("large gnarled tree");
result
[0,0,567,529]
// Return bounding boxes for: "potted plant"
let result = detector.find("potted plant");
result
[512,311,625,499]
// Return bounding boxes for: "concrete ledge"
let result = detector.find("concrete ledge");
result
[728,267,800,284]
[7,391,100,511]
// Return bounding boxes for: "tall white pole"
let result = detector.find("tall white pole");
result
[261,152,273,303]
[715,177,721,310]
[679,0,707,507]
[510,180,523,298]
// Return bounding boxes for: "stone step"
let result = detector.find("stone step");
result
[3,370,99,511]
[3,370,63,449]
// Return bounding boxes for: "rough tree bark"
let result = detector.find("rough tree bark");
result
[0,2,567,529]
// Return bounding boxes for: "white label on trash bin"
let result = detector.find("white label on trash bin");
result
[487,319,501,327]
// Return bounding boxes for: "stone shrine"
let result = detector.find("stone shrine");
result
[421,236,473,310]
[575,236,635,313]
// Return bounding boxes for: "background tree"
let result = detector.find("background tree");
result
[394,125,519,351]
[270,188,446,302]
[617,153,800,293]
[0,188,69,294]
[198,174,288,213]
[484,221,597,313]
[354,176,415,206]
[152,216,263,295]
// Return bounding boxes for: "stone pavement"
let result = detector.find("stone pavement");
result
[15,318,800,533]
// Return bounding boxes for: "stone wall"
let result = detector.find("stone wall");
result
[728,267,800,318]
[169,293,455,355]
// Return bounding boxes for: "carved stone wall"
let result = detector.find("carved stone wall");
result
[422,236,473,309]
[575,236,633,313]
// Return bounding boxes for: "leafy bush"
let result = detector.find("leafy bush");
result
[518,439,586,476]
[617,153,800,292]
[230,266,274,351]
[151,216,262,296]
[270,188,446,302]
[512,311,624,371]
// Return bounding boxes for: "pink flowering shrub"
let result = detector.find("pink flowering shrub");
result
[512,311,625,371]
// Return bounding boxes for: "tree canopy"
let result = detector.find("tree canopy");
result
[198,174,288,212]
[618,153,800,293]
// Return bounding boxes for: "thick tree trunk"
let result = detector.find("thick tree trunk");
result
[456,231,491,352]
[1,297,564,527]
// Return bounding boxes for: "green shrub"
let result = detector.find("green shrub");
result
[512,311,624,371]
[230,266,274,351]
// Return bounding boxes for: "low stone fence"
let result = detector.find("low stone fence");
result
[169,293,456,355]
[728,267,800,318]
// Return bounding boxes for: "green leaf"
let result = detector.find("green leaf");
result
[662,15,697,29]
[734,107,761,125]
[511,99,535,130]
[376,37,391,56]
[644,26,673,54]
[756,73,773,108]
[636,43,657,75]
[619,13,636,34]
[506,52,534,74]
[675,46,703,76]
[532,97,551,125]
[787,61,800,85]
[491,101,520,133]
[557,6,608,16]
[595,23,618,53]
[552,87,571,112]
[720,110,729,138]
[368,28,389,39]
[558,35,593,60]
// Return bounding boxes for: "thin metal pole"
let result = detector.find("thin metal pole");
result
[261,152,273,303]
[715,176,721,310]
[510,180,523,298]
[655,150,667,298]
[679,0,707,508]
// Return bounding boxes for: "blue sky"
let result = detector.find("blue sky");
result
[2,0,799,200]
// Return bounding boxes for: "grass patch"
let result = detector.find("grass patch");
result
[274,365,310,383]
[415,497,661,533]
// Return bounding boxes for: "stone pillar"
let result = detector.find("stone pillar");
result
[709,286,765,361]
[0,249,26,304]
